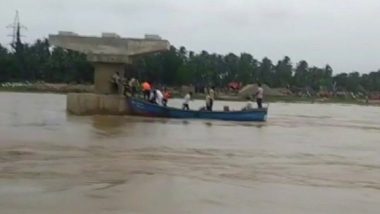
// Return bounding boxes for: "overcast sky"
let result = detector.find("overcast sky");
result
[1,0,379,74]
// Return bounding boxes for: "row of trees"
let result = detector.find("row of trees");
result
[134,47,380,92]
[0,38,379,92]
[0,39,92,83]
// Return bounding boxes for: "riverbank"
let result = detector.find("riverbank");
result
[0,82,93,93]
[1,83,379,106]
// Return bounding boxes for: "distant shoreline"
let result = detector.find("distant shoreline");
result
[0,83,93,94]
[1,84,379,106]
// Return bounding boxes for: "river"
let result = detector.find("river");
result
[0,92,379,214]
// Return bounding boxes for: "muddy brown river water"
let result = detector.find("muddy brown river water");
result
[0,92,380,214]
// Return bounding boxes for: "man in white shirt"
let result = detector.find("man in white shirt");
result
[255,83,264,108]
[182,92,192,110]
[208,86,215,111]
[149,89,164,106]
[155,89,164,106]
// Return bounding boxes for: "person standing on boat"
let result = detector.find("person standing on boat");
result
[155,89,164,106]
[162,88,171,107]
[149,89,157,104]
[208,86,215,111]
[142,81,151,100]
[255,83,264,108]
[205,94,212,111]
[182,92,192,110]
[128,77,138,97]
[149,89,164,105]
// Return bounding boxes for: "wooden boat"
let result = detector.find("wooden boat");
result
[128,97,268,122]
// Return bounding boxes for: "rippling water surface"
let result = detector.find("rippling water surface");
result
[0,92,380,214]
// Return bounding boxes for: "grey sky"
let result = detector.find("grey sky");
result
[1,0,379,74]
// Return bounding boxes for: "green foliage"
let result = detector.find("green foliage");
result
[0,39,93,84]
[0,39,379,93]
[274,56,292,87]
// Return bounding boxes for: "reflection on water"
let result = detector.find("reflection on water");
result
[0,92,380,214]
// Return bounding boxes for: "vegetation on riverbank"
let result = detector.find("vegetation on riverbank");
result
[1,37,380,96]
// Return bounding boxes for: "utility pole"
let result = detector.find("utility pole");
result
[7,10,27,53]
[6,10,28,81]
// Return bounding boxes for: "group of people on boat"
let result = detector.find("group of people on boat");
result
[111,71,265,111]
[181,86,216,111]
[111,72,141,97]
[181,84,263,112]
[111,72,169,104]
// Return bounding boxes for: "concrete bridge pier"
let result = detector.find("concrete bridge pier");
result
[48,32,170,115]
[93,62,125,94]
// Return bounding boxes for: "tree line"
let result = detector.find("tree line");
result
[0,38,379,92]
[0,39,92,84]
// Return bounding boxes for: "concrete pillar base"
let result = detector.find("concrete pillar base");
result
[67,93,130,115]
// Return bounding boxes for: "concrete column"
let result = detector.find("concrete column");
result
[48,32,170,115]
[93,63,125,94]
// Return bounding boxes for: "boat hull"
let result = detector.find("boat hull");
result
[128,98,268,122]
